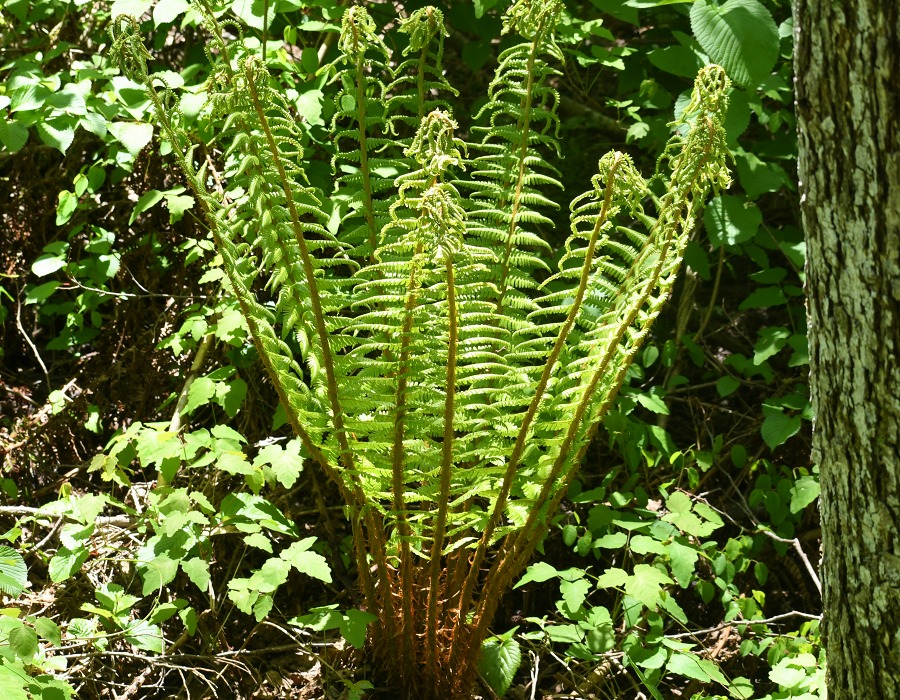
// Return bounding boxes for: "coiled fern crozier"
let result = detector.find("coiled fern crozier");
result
[111,1,731,696]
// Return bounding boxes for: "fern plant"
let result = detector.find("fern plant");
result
[110,1,731,696]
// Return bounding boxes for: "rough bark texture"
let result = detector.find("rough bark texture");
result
[793,1,900,697]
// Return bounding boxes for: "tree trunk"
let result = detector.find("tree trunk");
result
[793,1,900,697]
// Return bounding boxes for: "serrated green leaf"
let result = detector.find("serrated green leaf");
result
[691,0,779,88]
[108,121,153,157]
[0,546,27,596]
[255,440,304,489]
[768,658,809,689]
[9,625,38,663]
[164,192,195,223]
[48,547,89,583]
[124,620,165,653]
[0,119,28,152]
[479,635,522,698]
[36,118,75,154]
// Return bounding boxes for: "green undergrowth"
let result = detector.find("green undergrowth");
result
[0,0,819,698]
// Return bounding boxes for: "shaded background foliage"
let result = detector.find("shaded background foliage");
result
[0,0,821,698]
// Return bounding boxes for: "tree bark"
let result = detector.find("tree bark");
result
[793,1,900,697]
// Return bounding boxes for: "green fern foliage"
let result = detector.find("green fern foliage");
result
[112,2,731,696]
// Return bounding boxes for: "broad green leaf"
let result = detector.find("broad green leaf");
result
[690,0,779,88]
[217,377,247,418]
[295,89,325,128]
[0,672,29,700]
[768,658,809,689]
[48,547,89,583]
[183,376,216,414]
[339,609,377,649]
[108,121,153,157]
[35,617,62,647]
[761,404,801,449]
[636,393,669,415]
[595,567,629,589]
[716,375,740,397]
[704,194,762,248]
[181,558,210,591]
[227,586,258,616]
[243,532,273,552]
[124,620,165,653]
[626,564,672,609]
[629,535,666,556]
[9,625,38,663]
[280,539,332,583]
[110,0,153,17]
[31,255,66,278]
[0,119,28,152]
[153,0,190,25]
[546,623,583,644]
[729,677,755,699]
[248,557,291,592]
[560,577,591,612]
[593,532,627,549]
[627,643,668,670]
[128,189,164,224]
[736,151,790,198]
[479,636,522,698]
[789,475,820,513]
[647,45,704,79]
[25,282,62,305]
[667,651,728,684]
[164,192,195,223]
[230,0,275,30]
[740,286,787,310]
[754,326,790,364]
[56,190,79,226]
[140,555,179,595]
[514,561,559,588]
[255,440,304,489]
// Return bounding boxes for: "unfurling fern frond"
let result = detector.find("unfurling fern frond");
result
[114,2,731,695]
[461,0,564,329]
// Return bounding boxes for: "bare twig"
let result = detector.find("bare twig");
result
[666,610,822,640]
